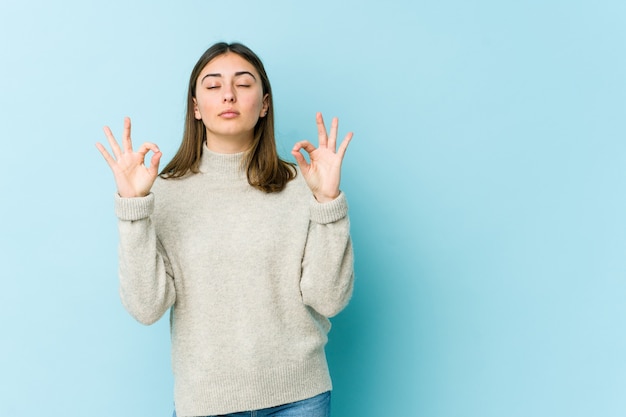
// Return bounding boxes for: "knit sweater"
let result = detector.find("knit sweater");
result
[113,144,354,416]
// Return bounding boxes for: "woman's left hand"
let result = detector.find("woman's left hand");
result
[292,112,353,203]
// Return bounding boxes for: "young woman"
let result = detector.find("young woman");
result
[96,42,354,417]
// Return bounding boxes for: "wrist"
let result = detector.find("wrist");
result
[117,191,149,199]
[313,191,340,203]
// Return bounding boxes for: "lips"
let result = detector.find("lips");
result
[219,109,240,118]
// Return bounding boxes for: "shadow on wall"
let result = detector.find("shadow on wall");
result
[326,192,431,415]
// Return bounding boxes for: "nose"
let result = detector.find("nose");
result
[223,87,235,103]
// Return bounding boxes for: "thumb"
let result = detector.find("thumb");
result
[291,148,309,173]
[148,151,162,177]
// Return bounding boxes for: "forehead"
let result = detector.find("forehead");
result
[198,52,259,79]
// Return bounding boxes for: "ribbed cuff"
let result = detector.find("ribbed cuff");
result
[114,193,155,221]
[309,192,348,224]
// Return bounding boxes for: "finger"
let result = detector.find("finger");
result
[123,116,133,153]
[292,140,316,171]
[316,112,328,148]
[328,117,338,151]
[147,150,162,177]
[291,148,309,172]
[336,132,354,160]
[136,142,161,160]
[95,142,118,170]
[103,125,122,159]
[292,140,316,156]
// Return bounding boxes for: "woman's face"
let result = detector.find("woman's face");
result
[193,52,269,152]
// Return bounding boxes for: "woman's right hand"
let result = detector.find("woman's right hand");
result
[96,117,162,198]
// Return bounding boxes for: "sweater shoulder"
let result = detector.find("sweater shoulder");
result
[285,168,311,195]
[152,174,200,202]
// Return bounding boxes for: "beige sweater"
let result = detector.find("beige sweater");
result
[113,145,354,416]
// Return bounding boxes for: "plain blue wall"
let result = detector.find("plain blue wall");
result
[1,1,625,416]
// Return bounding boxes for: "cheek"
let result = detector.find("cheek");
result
[239,88,263,105]
[195,96,218,114]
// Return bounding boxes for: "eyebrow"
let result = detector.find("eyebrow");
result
[201,71,257,83]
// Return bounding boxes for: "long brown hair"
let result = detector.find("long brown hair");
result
[160,42,296,193]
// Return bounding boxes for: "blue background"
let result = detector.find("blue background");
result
[1,1,625,416]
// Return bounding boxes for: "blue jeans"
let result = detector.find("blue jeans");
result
[172,391,331,417]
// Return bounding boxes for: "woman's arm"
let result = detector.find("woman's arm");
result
[97,117,174,324]
[115,194,176,325]
[292,113,355,317]
[300,193,354,317]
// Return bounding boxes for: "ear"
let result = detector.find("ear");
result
[260,94,270,117]
[193,98,202,120]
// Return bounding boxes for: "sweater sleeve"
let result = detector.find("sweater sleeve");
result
[300,192,354,318]
[115,193,176,325]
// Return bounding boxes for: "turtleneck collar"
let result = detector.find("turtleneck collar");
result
[198,142,247,179]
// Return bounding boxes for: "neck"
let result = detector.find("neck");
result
[198,143,246,177]
[205,131,254,154]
